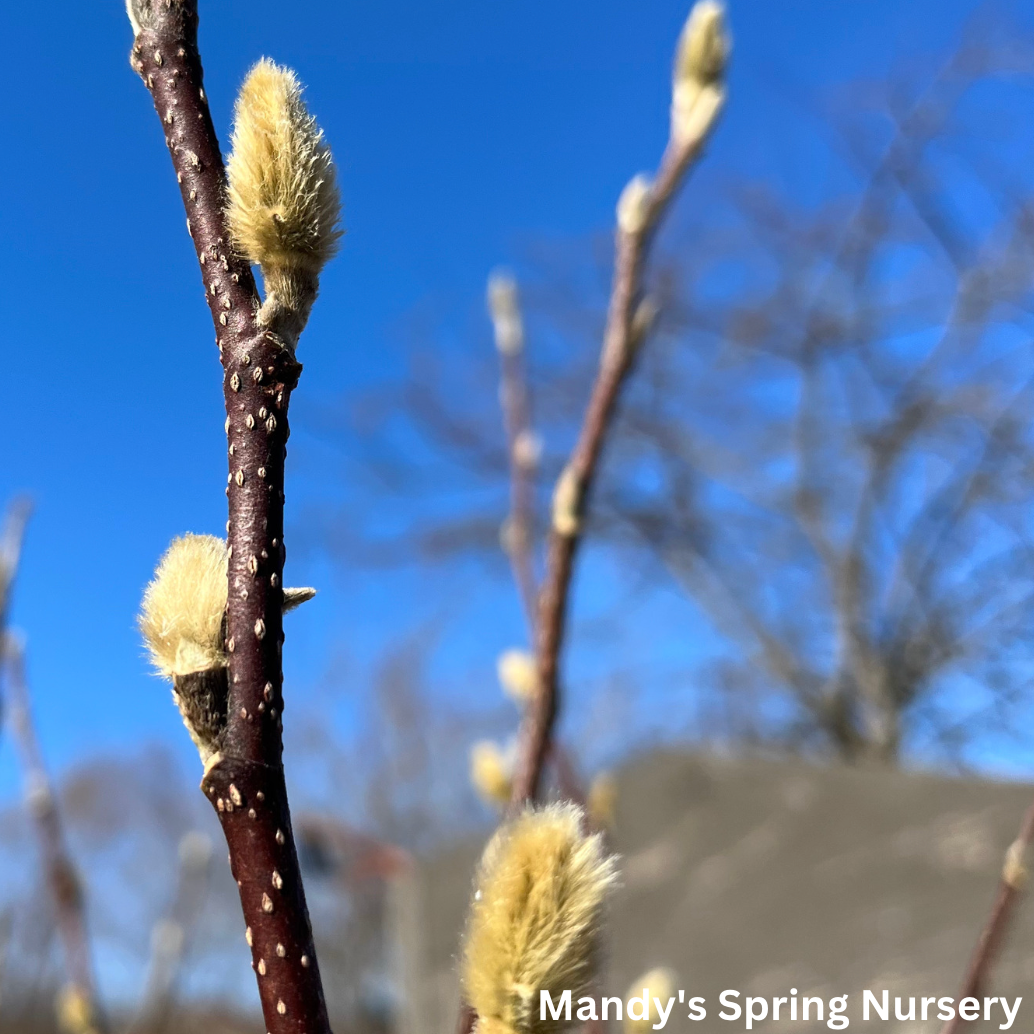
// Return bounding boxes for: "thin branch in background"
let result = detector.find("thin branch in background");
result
[0,496,33,726]
[939,799,1034,1034]
[129,831,214,1034]
[509,0,729,806]
[488,272,541,630]
[127,3,340,1032]
[5,635,105,1034]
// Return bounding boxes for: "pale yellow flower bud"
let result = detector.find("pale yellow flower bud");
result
[470,740,514,808]
[497,649,538,704]
[587,772,618,830]
[617,174,653,236]
[625,968,679,1034]
[462,804,619,1034]
[671,1,729,146]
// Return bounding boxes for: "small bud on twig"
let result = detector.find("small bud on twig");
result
[671,0,729,146]
[124,0,158,36]
[470,740,514,808]
[616,175,653,236]
[497,649,538,705]
[56,984,100,1034]
[461,804,618,1034]
[551,465,584,537]
[586,771,617,830]
[140,534,314,763]
[488,271,525,356]
[624,969,678,1034]
[226,59,342,345]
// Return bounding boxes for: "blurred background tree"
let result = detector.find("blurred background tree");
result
[315,22,1034,769]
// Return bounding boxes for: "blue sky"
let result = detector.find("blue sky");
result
[0,0,1032,808]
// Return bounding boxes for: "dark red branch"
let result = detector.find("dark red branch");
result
[509,126,718,807]
[131,6,329,1034]
[939,800,1034,1034]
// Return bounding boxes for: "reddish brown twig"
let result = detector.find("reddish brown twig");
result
[939,800,1034,1034]
[5,636,105,1034]
[128,5,330,1033]
[509,100,723,807]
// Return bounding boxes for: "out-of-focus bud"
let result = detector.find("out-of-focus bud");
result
[56,984,98,1034]
[625,969,679,1034]
[617,175,653,236]
[512,429,543,471]
[178,830,214,872]
[671,1,730,146]
[497,649,538,704]
[587,771,618,830]
[470,740,514,808]
[488,270,524,356]
[150,918,185,960]
[552,465,584,538]
[630,297,660,350]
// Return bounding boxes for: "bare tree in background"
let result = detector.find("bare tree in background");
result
[328,24,1034,768]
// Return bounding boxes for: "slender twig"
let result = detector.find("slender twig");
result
[5,635,105,1034]
[939,800,1034,1034]
[130,831,213,1034]
[0,497,33,724]
[128,5,331,1033]
[509,88,725,808]
[488,274,540,629]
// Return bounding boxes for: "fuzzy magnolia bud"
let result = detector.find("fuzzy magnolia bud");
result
[586,772,617,830]
[225,59,342,340]
[55,984,99,1034]
[140,534,315,763]
[624,969,678,1034]
[497,649,538,704]
[461,804,619,1034]
[470,740,514,808]
[488,271,525,356]
[617,175,653,236]
[124,0,156,35]
[552,465,584,537]
[671,1,729,146]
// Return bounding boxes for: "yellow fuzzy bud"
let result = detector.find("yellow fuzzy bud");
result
[139,534,228,680]
[140,534,315,763]
[671,1,729,146]
[56,984,99,1034]
[586,772,617,830]
[616,175,653,236]
[471,740,514,808]
[462,803,619,1034]
[552,465,584,538]
[624,969,678,1034]
[226,59,342,341]
[497,649,538,704]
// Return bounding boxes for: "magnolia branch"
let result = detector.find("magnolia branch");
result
[509,13,727,806]
[939,800,1034,1034]
[128,4,335,1032]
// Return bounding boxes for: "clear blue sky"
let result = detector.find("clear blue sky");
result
[0,0,1030,804]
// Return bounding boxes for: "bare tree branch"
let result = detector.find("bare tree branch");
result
[939,799,1034,1034]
